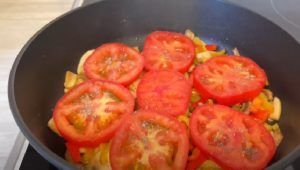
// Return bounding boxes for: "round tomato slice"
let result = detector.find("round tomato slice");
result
[110,110,189,170]
[84,43,144,86]
[53,80,134,146]
[190,104,275,170]
[137,70,191,117]
[193,56,267,105]
[142,31,195,73]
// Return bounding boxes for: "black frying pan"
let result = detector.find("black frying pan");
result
[8,0,300,169]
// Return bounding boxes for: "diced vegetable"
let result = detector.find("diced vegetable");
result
[200,160,222,170]
[193,37,207,53]
[232,47,240,56]
[196,49,226,63]
[250,93,274,122]
[267,118,277,125]
[269,97,282,121]
[80,143,111,170]
[133,46,139,52]
[77,50,94,75]
[64,71,86,93]
[188,64,195,73]
[185,29,195,40]
[251,93,274,114]
[191,89,201,103]
[128,78,141,98]
[232,102,250,114]
[178,115,189,127]
[263,89,274,101]
[47,118,61,136]
[64,71,78,89]
[264,123,283,146]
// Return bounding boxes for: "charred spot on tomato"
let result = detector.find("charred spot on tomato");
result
[208,131,229,147]
[242,142,260,161]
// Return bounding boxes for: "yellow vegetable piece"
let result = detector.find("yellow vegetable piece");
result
[264,123,283,146]
[196,49,226,63]
[191,89,201,103]
[200,160,222,170]
[133,46,139,52]
[80,143,111,170]
[250,93,274,114]
[178,115,189,127]
[193,37,207,53]
[128,78,141,98]
[185,29,195,40]
[269,97,282,121]
[64,71,78,89]
[232,47,240,56]
[77,50,94,75]
[193,37,206,46]
[47,118,61,136]
[64,71,87,93]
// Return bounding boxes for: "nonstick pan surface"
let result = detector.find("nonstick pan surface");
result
[8,0,300,169]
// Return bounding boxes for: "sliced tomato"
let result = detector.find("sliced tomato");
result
[193,56,267,105]
[84,43,144,86]
[110,110,189,170]
[137,70,192,117]
[190,104,275,170]
[53,80,134,146]
[142,31,195,73]
[66,143,81,163]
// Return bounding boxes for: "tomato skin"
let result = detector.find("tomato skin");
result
[84,43,144,86]
[110,110,189,170]
[137,70,192,117]
[142,31,195,73]
[186,148,207,170]
[53,80,134,147]
[190,104,275,170]
[193,56,267,105]
[66,143,81,163]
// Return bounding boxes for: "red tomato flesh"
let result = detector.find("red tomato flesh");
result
[137,70,192,117]
[110,110,189,170]
[84,43,144,86]
[66,143,81,163]
[53,80,134,146]
[193,56,267,105]
[190,104,275,170]
[142,31,195,73]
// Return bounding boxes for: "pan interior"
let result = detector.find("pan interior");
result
[10,0,300,168]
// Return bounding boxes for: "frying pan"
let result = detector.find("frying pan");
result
[8,0,300,169]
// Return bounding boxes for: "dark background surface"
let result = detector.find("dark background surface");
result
[19,0,300,169]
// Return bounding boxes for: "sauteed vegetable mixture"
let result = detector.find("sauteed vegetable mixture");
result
[48,30,283,170]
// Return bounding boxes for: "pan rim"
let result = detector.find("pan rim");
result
[7,0,300,169]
